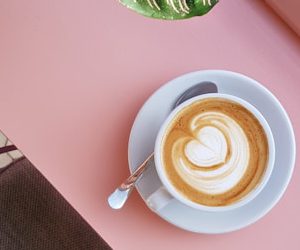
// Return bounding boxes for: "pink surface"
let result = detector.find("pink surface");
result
[0,1,299,249]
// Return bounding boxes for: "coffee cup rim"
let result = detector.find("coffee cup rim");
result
[154,93,275,212]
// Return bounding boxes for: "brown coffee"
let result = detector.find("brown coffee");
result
[161,97,269,206]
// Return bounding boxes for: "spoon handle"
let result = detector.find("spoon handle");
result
[120,153,154,190]
[108,153,153,209]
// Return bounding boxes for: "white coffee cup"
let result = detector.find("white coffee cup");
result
[147,93,275,212]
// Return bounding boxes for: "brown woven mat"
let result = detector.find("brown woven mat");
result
[0,157,112,250]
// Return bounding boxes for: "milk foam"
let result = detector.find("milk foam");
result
[185,126,227,167]
[172,112,250,195]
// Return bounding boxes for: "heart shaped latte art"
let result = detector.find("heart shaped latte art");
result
[172,111,250,195]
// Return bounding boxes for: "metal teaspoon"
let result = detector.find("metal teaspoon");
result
[108,81,218,209]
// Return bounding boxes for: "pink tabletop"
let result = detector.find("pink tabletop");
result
[0,1,299,249]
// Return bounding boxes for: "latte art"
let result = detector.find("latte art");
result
[162,98,269,206]
[175,112,250,194]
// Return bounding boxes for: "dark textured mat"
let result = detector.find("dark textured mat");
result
[0,158,111,250]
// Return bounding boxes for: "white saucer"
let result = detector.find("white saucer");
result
[128,70,296,233]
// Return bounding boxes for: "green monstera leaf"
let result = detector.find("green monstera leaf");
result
[119,0,219,20]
